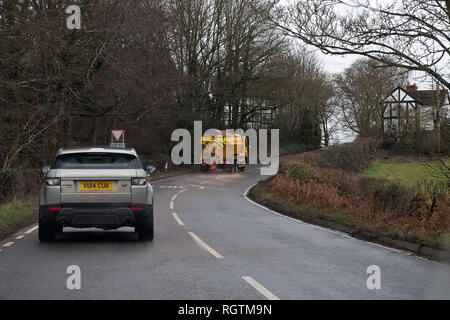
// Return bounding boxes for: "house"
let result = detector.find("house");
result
[383,83,449,139]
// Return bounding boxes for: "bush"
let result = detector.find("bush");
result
[0,171,13,202]
[290,165,311,182]
[365,178,412,217]
[296,137,380,173]
[0,169,41,204]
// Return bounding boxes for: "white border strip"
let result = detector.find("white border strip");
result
[243,183,406,254]
[24,225,38,234]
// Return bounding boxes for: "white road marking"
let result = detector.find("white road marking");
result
[242,276,280,300]
[172,212,185,226]
[15,235,24,240]
[171,194,178,201]
[187,232,224,259]
[169,201,174,209]
[178,188,187,194]
[151,172,197,183]
[244,184,353,238]
[2,242,14,247]
[200,180,210,185]
[24,225,38,234]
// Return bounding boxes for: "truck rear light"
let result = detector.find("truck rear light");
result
[49,207,61,211]
[131,206,143,211]
[46,178,61,186]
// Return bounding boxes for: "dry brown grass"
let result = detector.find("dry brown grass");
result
[260,139,450,246]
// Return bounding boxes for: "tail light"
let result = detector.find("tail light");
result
[49,207,61,211]
[131,206,143,211]
[132,178,147,185]
[46,178,61,186]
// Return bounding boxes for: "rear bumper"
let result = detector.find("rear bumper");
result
[39,203,152,229]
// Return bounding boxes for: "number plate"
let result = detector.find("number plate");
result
[79,181,113,191]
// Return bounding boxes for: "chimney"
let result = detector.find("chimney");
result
[406,83,417,92]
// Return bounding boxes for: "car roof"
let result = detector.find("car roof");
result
[56,147,138,157]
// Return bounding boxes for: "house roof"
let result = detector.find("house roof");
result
[408,89,448,106]
[383,86,448,106]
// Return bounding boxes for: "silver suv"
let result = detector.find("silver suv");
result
[39,147,156,241]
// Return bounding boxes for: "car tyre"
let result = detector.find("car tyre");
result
[38,217,56,242]
[136,212,154,241]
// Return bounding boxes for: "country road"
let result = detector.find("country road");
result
[0,166,449,299]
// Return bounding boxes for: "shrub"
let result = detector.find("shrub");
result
[366,178,412,217]
[0,169,41,204]
[290,165,311,182]
[291,137,380,173]
[0,171,13,202]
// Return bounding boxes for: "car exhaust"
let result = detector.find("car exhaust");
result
[59,219,67,227]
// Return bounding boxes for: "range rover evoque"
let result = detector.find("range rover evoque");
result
[39,147,156,241]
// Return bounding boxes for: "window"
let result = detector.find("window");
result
[53,153,138,169]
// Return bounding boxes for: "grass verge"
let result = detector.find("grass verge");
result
[0,197,37,240]
[362,159,450,189]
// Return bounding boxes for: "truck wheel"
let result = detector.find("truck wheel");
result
[136,212,154,241]
[38,217,56,242]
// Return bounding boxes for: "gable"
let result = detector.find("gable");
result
[383,87,420,104]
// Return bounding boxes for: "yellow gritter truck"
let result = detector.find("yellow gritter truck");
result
[200,130,248,172]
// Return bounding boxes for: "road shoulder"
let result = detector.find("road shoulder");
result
[245,182,450,263]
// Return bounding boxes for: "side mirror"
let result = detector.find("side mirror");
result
[41,166,51,175]
[145,165,156,174]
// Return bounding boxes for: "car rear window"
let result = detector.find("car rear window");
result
[53,153,139,169]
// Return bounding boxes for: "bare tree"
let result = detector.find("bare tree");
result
[334,58,407,137]
[318,78,338,146]
[166,0,287,129]
[273,0,450,91]
[271,47,329,147]
[0,0,180,172]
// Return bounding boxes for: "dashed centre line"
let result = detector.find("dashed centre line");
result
[242,276,280,300]
[187,232,224,259]
[2,242,14,247]
[15,235,24,240]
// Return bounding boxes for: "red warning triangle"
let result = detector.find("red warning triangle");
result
[111,130,124,142]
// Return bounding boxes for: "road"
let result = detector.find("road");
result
[0,166,449,299]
